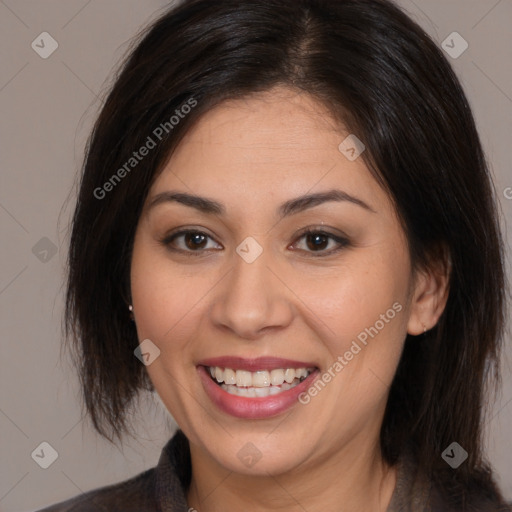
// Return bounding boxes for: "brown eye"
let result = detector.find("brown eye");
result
[162,230,222,253]
[305,233,330,251]
[184,232,208,250]
[292,229,350,256]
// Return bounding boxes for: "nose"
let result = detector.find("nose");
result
[210,243,294,340]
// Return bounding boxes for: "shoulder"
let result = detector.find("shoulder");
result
[35,430,192,512]
[35,467,158,512]
[428,484,512,512]
[390,449,512,512]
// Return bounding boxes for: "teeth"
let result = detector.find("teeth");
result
[270,369,285,385]
[252,371,270,387]
[284,369,295,383]
[235,370,252,387]
[237,387,249,397]
[208,365,313,397]
[220,379,301,397]
[224,368,236,385]
[254,387,270,397]
[296,368,308,379]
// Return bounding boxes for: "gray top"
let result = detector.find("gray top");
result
[36,430,509,512]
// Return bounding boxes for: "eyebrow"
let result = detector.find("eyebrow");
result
[146,189,376,218]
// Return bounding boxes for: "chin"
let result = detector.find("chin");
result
[195,427,317,476]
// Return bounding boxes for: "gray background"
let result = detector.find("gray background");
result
[0,1,511,511]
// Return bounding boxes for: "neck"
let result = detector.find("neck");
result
[186,438,397,512]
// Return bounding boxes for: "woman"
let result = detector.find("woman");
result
[39,0,511,510]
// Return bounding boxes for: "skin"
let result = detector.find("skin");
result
[130,86,449,512]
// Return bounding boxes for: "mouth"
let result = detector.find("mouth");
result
[206,366,315,397]
[197,357,319,419]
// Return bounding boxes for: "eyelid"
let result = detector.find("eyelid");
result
[289,227,350,256]
[159,226,350,256]
[160,228,222,255]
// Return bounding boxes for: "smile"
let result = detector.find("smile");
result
[208,366,313,397]
[197,357,319,419]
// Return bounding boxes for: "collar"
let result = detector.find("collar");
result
[156,430,191,511]
[155,430,431,512]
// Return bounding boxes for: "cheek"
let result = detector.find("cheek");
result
[129,240,208,424]
[295,248,410,350]
[131,282,210,362]
[291,269,408,431]
[130,236,203,352]
[292,247,411,420]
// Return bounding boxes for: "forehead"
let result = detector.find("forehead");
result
[175,88,342,164]
[149,87,388,215]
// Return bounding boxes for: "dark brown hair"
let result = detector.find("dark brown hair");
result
[65,0,509,508]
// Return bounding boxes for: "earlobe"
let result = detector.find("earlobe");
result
[406,254,451,336]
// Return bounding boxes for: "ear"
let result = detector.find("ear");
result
[407,247,451,335]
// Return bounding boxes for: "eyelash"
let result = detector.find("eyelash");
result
[159,227,350,257]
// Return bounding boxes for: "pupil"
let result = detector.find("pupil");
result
[307,233,327,251]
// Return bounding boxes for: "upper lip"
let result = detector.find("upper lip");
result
[197,356,318,372]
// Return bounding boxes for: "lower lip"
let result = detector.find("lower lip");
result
[198,365,318,419]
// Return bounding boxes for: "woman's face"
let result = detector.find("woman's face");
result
[130,86,428,476]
